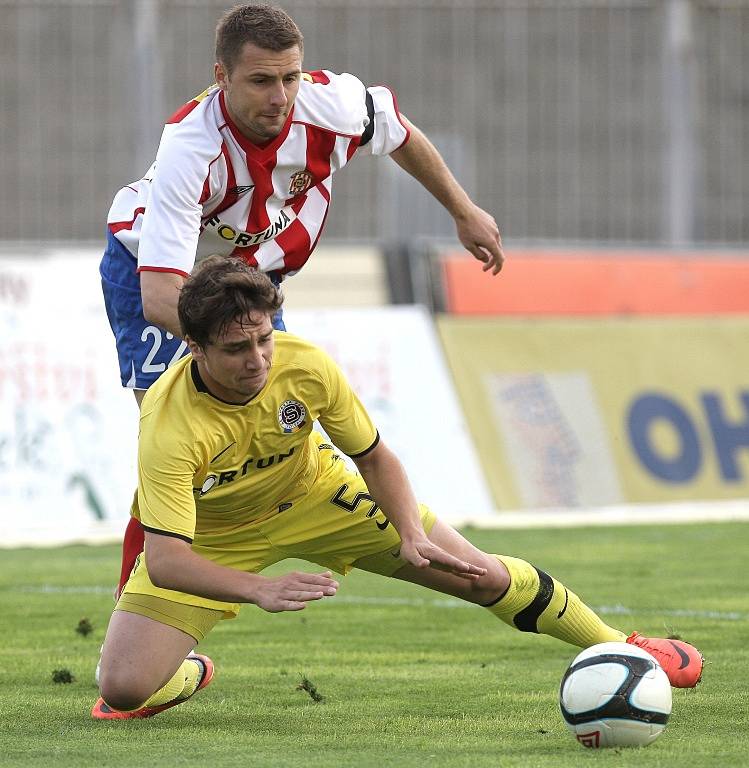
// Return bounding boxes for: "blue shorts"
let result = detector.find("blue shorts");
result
[100,230,286,389]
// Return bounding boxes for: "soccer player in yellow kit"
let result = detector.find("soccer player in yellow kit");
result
[92,257,703,719]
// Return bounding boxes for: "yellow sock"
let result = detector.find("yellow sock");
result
[141,659,202,709]
[179,659,203,699]
[486,555,626,648]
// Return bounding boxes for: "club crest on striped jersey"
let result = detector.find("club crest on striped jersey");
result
[289,170,314,195]
[278,400,307,433]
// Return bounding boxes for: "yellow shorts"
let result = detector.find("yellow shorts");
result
[115,592,224,643]
[121,439,436,621]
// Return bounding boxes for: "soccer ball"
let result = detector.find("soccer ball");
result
[559,641,672,748]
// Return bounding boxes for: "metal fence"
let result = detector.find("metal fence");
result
[2,0,748,245]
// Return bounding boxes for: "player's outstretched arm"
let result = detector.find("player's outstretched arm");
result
[352,441,486,579]
[389,116,504,275]
[145,532,338,612]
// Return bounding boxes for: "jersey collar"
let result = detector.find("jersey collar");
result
[219,90,294,160]
[190,360,262,407]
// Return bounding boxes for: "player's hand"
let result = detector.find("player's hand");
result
[455,205,504,276]
[399,537,487,581]
[252,570,339,613]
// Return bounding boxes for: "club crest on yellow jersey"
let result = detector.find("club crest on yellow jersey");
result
[279,400,307,433]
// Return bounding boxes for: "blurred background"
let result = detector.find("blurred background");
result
[1,0,748,546]
[4,0,749,245]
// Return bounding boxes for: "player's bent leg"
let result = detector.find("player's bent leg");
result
[96,609,197,712]
[93,595,223,718]
[93,653,214,720]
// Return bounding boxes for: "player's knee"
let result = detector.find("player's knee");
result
[465,555,510,605]
[98,669,152,712]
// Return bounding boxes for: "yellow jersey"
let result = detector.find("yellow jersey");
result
[136,332,378,542]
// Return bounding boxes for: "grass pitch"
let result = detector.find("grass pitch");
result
[1,522,747,767]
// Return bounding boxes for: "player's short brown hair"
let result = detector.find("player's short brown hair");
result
[178,256,284,347]
[215,4,304,73]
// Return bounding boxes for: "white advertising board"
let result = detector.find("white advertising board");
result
[0,251,494,547]
[0,251,139,546]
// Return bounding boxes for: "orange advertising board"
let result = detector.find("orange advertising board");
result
[442,249,749,315]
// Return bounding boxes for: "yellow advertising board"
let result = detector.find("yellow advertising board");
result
[437,317,749,509]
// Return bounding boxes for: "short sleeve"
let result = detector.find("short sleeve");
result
[137,412,199,542]
[357,85,411,157]
[137,100,224,276]
[316,351,378,456]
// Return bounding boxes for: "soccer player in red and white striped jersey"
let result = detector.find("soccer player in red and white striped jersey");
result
[110,70,404,293]
[99,4,503,600]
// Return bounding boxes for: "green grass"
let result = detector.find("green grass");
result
[1,522,747,767]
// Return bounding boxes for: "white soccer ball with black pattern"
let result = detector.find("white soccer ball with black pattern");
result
[559,641,672,749]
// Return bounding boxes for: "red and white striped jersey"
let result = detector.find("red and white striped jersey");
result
[108,70,410,278]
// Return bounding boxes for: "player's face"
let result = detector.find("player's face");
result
[215,43,302,145]
[189,311,275,403]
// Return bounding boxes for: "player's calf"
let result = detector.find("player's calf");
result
[486,555,627,647]
[483,555,705,688]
